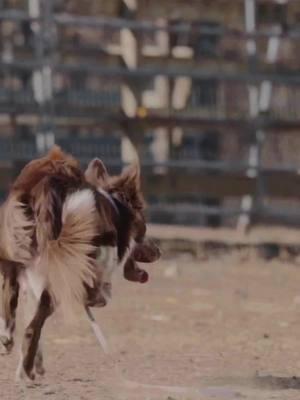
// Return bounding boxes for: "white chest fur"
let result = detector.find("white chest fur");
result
[97,239,136,302]
[95,188,136,301]
[98,239,136,281]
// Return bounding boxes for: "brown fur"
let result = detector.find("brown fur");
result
[0,194,34,264]
[7,147,104,378]
[107,164,145,211]
[21,290,53,380]
[0,260,20,352]
[123,239,161,283]
[13,145,81,194]
[132,240,161,263]
[85,158,160,284]
[3,146,99,315]
[0,147,159,380]
[42,190,98,315]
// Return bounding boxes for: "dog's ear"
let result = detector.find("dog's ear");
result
[121,163,144,209]
[85,158,108,187]
[109,162,144,209]
[121,162,141,191]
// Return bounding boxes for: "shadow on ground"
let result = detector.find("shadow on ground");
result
[254,375,300,390]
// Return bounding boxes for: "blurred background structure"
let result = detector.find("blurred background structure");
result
[0,0,300,230]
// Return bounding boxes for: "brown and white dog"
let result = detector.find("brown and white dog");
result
[84,157,161,294]
[0,146,160,380]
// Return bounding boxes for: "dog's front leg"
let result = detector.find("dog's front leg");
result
[97,246,118,303]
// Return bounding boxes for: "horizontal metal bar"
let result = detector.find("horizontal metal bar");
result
[145,201,300,227]
[0,137,300,174]
[0,106,299,131]
[123,115,300,132]
[0,9,35,22]
[148,203,246,217]
[57,64,300,85]
[54,14,300,40]
[147,223,300,245]
[150,204,300,220]
[141,161,300,174]
[1,10,299,40]
[1,60,300,85]
[263,205,300,220]
[148,203,300,223]
[257,206,300,226]
[141,171,300,199]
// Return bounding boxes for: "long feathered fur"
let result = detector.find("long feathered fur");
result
[0,146,101,317]
[42,189,98,315]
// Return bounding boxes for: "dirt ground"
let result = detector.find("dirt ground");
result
[3,250,300,399]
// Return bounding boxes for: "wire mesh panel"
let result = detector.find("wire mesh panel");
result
[57,136,122,166]
[0,0,299,228]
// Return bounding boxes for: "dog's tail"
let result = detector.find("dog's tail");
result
[42,189,98,316]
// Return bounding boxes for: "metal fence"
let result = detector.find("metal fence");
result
[0,1,300,229]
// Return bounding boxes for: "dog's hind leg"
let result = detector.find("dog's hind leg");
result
[24,289,46,376]
[0,262,20,353]
[16,288,53,381]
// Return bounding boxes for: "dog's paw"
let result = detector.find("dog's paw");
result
[35,364,45,376]
[16,362,35,383]
[0,335,14,354]
[101,282,112,303]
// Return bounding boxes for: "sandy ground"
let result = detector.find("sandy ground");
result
[3,251,300,399]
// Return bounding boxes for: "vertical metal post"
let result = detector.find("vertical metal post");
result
[238,0,281,231]
[238,0,258,232]
[29,0,55,155]
[42,0,55,148]
[120,0,140,164]
[1,1,14,110]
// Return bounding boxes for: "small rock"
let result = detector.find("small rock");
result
[149,314,170,322]
[189,302,215,312]
[278,321,289,328]
[165,297,178,304]
[164,265,178,278]
[192,288,211,297]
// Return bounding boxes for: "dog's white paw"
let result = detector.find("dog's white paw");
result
[16,360,35,383]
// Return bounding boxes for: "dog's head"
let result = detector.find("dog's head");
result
[85,158,161,288]
[85,158,146,243]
